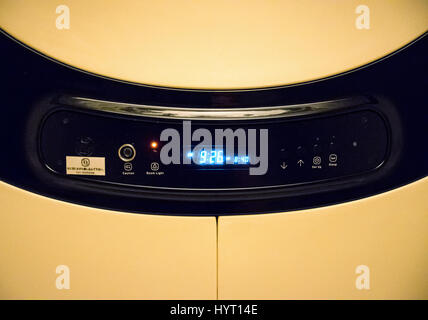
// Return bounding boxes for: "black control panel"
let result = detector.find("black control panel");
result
[40,108,389,189]
[1,30,425,215]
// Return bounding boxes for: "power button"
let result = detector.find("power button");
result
[118,144,136,162]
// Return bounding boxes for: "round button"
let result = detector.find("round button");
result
[280,148,289,158]
[296,145,306,156]
[124,162,133,171]
[313,156,322,165]
[75,137,94,156]
[329,154,338,163]
[118,144,136,162]
[313,143,322,154]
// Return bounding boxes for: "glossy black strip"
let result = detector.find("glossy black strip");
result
[0,31,426,215]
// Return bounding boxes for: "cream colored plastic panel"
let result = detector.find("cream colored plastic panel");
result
[0,182,217,299]
[218,177,428,299]
[0,0,427,89]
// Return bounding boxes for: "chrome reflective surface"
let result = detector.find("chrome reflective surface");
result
[57,95,370,121]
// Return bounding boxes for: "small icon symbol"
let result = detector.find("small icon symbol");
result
[297,159,304,167]
[280,162,288,170]
[329,154,338,163]
[81,158,90,167]
[313,156,321,165]
[150,162,160,171]
[124,163,133,171]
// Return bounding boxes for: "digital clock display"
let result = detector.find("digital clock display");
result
[187,149,249,165]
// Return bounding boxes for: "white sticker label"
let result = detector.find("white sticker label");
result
[66,156,105,176]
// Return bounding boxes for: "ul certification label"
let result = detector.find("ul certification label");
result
[66,156,105,176]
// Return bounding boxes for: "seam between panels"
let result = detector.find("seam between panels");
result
[216,216,219,300]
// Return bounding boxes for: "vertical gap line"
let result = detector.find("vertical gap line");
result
[216,215,219,300]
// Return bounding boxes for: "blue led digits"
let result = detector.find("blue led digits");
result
[187,149,249,165]
[200,150,224,164]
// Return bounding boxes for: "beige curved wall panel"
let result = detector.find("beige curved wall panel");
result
[218,177,428,299]
[0,182,217,299]
[0,0,427,89]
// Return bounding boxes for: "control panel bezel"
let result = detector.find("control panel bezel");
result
[37,97,391,192]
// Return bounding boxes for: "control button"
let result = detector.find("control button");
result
[124,162,133,171]
[296,146,306,157]
[312,156,322,169]
[151,162,160,171]
[279,148,289,158]
[280,161,288,170]
[75,137,94,156]
[312,156,321,165]
[329,154,337,163]
[328,153,338,167]
[297,159,305,167]
[118,144,136,162]
[313,143,322,154]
